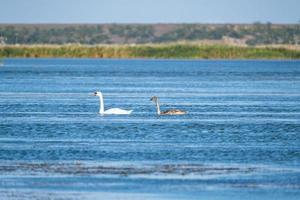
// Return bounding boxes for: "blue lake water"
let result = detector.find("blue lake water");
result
[0,59,299,199]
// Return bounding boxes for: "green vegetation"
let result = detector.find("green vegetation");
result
[1,44,299,59]
[0,23,300,45]
[1,23,299,59]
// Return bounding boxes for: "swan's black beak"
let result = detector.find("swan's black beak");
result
[93,92,97,96]
[150,96,157,101]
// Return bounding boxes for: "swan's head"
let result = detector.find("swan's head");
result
[150,96,158,103]
[93,91,102,97]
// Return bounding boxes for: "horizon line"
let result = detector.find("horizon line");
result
[0,22,299,25]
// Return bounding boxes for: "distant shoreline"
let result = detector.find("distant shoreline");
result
[1,44,300,59]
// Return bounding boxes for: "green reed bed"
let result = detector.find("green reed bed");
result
[0,44,300,59]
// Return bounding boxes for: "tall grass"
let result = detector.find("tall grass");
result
[0,44,300,59]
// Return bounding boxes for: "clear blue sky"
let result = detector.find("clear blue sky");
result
[0,0,299,24]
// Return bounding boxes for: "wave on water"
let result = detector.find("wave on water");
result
[0,162,297,178]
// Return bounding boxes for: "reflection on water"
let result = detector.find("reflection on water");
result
[0,59,300,199]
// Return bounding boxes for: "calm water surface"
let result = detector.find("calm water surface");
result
[0,59,300,199]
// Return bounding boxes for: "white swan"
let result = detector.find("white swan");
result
[150,96,187,115]
[93,91,133,115]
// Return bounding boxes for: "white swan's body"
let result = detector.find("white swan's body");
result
[150,96,187,115]
[103,108,132,115]
[94,91,133,115]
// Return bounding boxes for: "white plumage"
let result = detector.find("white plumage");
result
[94,91,133,115]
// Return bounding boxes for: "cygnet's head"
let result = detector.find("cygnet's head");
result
[93,91,102,96]
[150,96,158,103]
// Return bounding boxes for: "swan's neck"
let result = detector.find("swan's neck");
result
[98,94,104,114]
[156,99,161,115]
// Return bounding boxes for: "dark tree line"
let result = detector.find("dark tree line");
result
[0,23,299,45]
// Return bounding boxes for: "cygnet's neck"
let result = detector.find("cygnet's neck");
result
[155,99,161,115]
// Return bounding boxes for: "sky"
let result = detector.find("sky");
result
[0,0,299,24]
